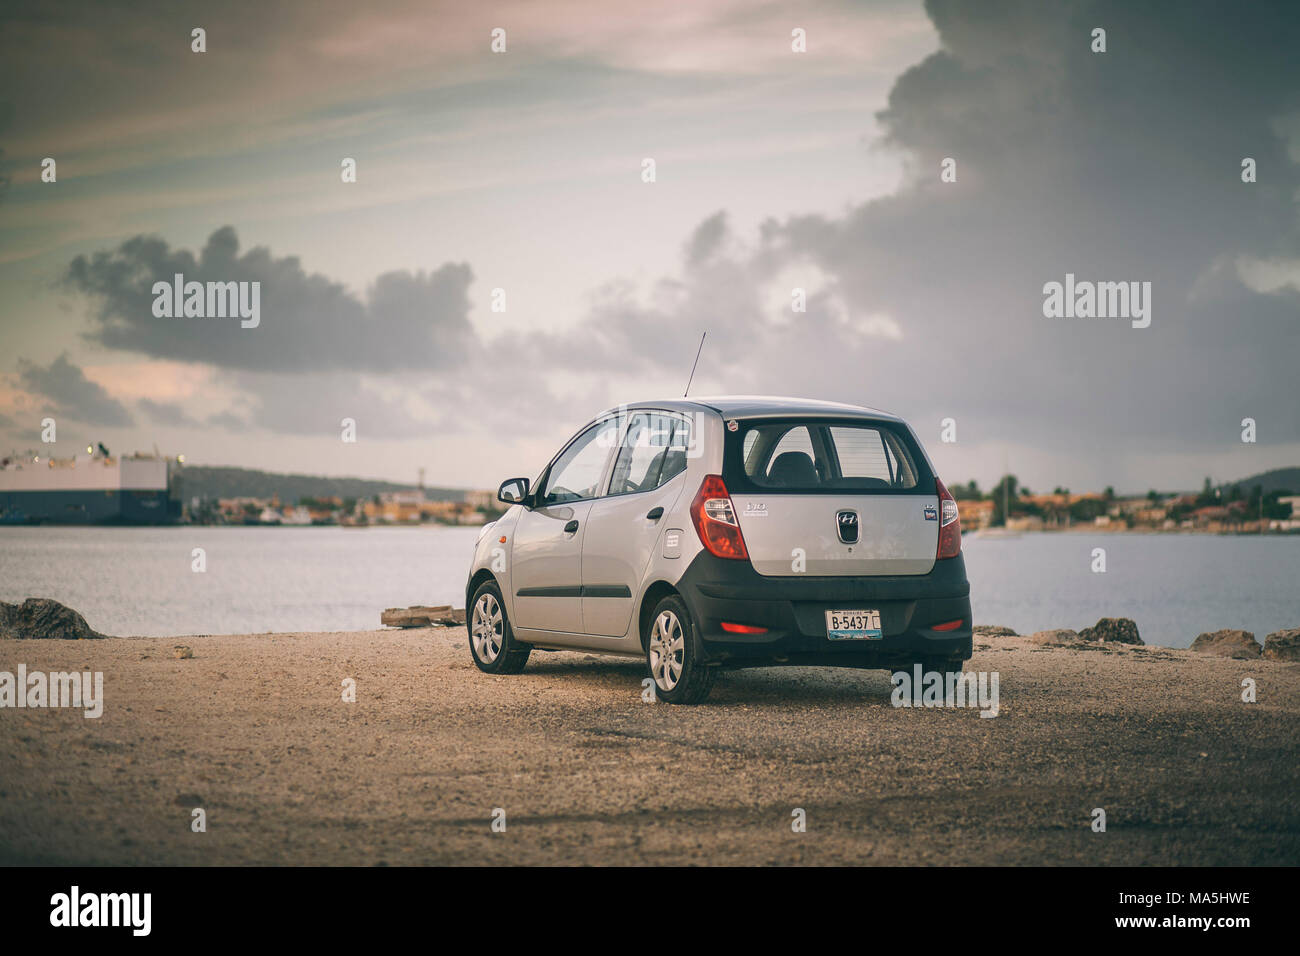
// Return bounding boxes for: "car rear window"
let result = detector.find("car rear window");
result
[723,418,931,494]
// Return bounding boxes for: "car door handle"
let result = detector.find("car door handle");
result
[646,507,664,520]
[563,519,580,534]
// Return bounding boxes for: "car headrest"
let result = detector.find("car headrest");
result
[768,451,819,487]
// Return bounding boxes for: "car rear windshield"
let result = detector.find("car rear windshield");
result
[722,418,932,494]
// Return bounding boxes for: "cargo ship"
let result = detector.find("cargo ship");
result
[0,446,183,525]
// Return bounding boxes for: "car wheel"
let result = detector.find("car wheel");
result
[469,580,531,674]
[645,594,716,704]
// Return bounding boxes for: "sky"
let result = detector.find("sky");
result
[1,0,1298,494]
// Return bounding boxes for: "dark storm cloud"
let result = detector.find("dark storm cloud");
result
[513,0,1300,456]
[63,227,476,373]
[767,0,1300,447]
[17,354,134,427]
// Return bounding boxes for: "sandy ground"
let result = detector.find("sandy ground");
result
[1,628,1297,866]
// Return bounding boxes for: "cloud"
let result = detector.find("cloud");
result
[63,226,476,373]
[684,211,729,269]
[50,223,614,446]
[138,398,201,428]
[229,371,434,439]
[17,0,1300,489]
[16,354,134,427]
[205,410,250,431]
[505,0,1300,461]
[0,100,11,202]
[763,0,1300,450]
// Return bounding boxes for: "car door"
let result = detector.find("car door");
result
[509,416,620,633]
[726,419,938,576]
[581,411,693,638]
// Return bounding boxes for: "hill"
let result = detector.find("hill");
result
[176,466,467,504]
[1218,467,1300,496]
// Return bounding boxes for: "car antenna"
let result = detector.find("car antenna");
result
[683,332,706,397]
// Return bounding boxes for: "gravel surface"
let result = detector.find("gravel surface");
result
[2,629,1297,865]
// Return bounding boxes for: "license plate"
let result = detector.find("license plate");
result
[825,609,882,641]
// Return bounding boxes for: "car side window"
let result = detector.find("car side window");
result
[607,412,690,496]
[540,418,619,504]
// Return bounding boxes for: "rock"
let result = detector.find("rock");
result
[1028,628,1079,645]
[173,645,194,660]
[1263,628,1300,662]
[973,625,1017,637]
[0,598,107,640]
[1078,617,1143,645]
[381,605,450,628]
[1190,629,1261,659]
[381,605,465,628]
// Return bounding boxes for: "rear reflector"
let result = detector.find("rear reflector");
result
[931,619,964,632]
[720,621,768,634]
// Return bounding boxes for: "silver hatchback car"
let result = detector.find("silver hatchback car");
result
[466,396,971,704]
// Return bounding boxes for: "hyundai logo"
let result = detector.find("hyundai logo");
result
[835,509,859,544]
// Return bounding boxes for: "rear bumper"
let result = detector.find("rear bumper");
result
[675,551,972,669]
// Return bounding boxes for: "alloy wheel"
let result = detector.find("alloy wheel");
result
[472,592,503,663]
[649,610,685,691]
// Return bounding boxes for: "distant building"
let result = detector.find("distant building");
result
[1005,514,1044,531]
[361,491,483,524]
[957,498,994,530]
[280,506,312,525]
[464,489,497,510]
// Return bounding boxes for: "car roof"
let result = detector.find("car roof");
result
[605,395,905,423]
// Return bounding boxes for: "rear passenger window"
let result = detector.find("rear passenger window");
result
[829,427,891,481]
[737,421,922,491]
[607,412,691,496]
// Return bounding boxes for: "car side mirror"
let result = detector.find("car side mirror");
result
[497,477,530,506]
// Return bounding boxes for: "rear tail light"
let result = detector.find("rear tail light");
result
[720,621,768,634]
[690,474,749,560]
[936,477,962,559]
[931,618,964,632]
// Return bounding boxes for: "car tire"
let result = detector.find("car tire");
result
[468,579,531,674]
[645,594,716,705]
